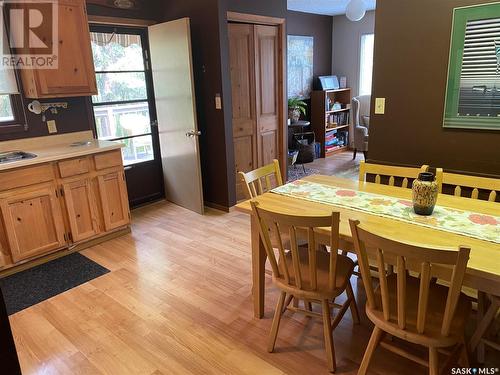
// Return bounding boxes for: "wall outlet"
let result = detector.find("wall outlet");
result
[375,98,386,114]
[47,120,57,134]
[215,93,222,110]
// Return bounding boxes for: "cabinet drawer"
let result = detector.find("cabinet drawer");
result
[0,164,55,192]
[94,150,122,170]
[58,157,90,178]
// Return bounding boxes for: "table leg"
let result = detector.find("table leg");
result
[475,291,487,363]
[251,214,267,319]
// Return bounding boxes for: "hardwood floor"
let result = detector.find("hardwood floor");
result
[9,153,495,374]
[9,201,399,375]
[289,151,362,182]
[308,150,363,178]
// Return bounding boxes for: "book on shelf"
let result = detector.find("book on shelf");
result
[327,111,350,127]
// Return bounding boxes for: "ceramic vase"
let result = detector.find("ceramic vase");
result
[412,172,438,216]
[288,108,300,123]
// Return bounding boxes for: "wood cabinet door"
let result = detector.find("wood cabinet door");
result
[97,171,130,231]
[0,186,66,263]
[254,25,280,167]
[62,179,99,242]
[30,0,97,97]
[228,23,258,200]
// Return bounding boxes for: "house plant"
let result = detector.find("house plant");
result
[288,97,307,123]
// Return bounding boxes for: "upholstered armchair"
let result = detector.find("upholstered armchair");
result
[351,95,371,160]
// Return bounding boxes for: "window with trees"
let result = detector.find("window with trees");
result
[359,33,375,96]
[0,24,26,134]
[90,27,156,166]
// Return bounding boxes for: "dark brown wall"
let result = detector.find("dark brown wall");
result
[369,0,500,177]
[161,0,288,209]
[161,0,231,210]
[86,1,163,22]
[221,0,287,18]
[286,10,332,79]
[0,97,94,142]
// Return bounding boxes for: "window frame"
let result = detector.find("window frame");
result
[358,33,375,97]
[89,24,160,167]
[0,12,28,135]
[0,93,28,135]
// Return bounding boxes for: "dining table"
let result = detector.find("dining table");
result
[235,175,500,319]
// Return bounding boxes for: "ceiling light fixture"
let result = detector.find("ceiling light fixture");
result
[346,0,366,22]
[113,0,135,9]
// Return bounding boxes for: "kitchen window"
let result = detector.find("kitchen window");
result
[359,33,375,96]
[0,23,26,134]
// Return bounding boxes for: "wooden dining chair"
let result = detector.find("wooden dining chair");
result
[349,219,471,375]
[435,170,499,361]
[238,160,283,199]
[436,169,499,202]
[359,161,429,188]
[251,202,360,373]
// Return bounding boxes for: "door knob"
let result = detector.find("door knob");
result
[186,130,202,137]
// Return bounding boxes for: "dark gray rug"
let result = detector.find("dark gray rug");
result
[0,253,109,315]
[287,165,320,182]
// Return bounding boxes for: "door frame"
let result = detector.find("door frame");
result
[226,12,288,184]
[88,23,165,208]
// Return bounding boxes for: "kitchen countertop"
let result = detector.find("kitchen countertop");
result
[0,131,123,172]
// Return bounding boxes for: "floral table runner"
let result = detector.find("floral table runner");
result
[271,180,500,244]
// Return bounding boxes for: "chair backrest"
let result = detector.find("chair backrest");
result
[238,160,283,199]
[436,169,499,202]
[352,95,371,127]
[251,201,341,294]
[349,219,470,337]
[359,161,429,189]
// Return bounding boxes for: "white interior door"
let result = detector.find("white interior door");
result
[149,18,204,214]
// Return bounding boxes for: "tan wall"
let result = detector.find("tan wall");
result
[332,10,375,98]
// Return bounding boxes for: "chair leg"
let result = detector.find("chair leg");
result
[321,300,336,373]
[346,281,360,324]
[470,293,499,358]
[353,149,357,160]
[302,164,306,173]
[459,339,469,368]
[268,291,286,353]
[363,151,367,160]
[429,348,439,375]
[283,294,294,313]
[305,299,313,312]
[358,327,384,375]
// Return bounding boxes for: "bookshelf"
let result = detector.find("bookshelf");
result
[311,88,352,158]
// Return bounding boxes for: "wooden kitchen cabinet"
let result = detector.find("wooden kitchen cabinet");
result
[0,148,130,270]
[19,0,97,98]
[61,178,100,242]
[0,185,66,263]
[97,170,130,231]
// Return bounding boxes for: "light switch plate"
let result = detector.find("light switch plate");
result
[215,94,222,110]
[375,98,386,114]
[47,120,57,134]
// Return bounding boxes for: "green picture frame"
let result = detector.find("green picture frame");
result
[443,2,500,130]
